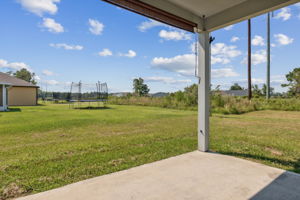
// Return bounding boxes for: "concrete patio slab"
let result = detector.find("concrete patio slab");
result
[17,151,300,200]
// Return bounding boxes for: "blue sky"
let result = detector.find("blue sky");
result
[0,0,300,93]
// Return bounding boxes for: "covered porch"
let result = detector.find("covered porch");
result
[0,83,10,112]
[13,0,300,199]
[102,0,299,152]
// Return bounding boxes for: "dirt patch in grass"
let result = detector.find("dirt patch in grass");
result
[265,147,283,156]
[0,183,27,200]
[109,158,125,167]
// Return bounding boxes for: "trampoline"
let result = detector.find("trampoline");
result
[69,81,108,108]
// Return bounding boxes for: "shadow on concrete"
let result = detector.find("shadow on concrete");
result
[217,151,300,174]
[216,152,300,199]
[250,171,300,200]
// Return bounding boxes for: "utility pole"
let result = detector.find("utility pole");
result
[266,13,271,99]
[248,19,252,100]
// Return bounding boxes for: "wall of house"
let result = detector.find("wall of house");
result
[8,86,37,106]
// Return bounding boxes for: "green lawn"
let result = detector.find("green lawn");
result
[0,104,300,199]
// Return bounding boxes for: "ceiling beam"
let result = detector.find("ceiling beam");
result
[206,0,300,31]
[139,0,203,28]
[102,0,200,32]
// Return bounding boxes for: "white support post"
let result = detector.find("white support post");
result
[3,85,7,111]
[198,32,211,152]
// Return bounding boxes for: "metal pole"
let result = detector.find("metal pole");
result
[248,19,252,100]
[266,13,271,99]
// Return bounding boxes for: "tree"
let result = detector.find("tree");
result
[133,78,150,96]
[262,84,274,96]
[183,84,198,106]
[252,84,263,97]
[230,83,244,90]
[13,68,37,85]
[282,68,300,97]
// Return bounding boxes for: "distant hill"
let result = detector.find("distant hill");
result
[150,92,169,97]
[110,92,131,97]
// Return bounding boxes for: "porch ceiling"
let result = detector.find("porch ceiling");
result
[102,0,299,32]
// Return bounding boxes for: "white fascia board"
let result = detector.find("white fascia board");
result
[206,0,300,32]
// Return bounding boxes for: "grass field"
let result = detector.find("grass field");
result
[0,104,300,199]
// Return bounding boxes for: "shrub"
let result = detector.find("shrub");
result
[109,89,300,114]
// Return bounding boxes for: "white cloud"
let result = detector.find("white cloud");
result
[212,68,239,78]
[271,79,286,84]
[242,50,267,65]
[230,36,240,42]
[224,25,234,31]
[17,0,60,16]
[239,78,285,85]
[269,75,287,85]
[0,59,31,71]
[190,42,198,53]
[211,57,230,65]
[42,79,59,85]
[252,35,265,46]
[238,78,264,85]
[271,75,285,79]
[98,48,113,57]
[252,50,267,65]
[151,54,195,76]
[49,43,83,50]
[34,75,41,81]
[211,43,242,64]
[42,70,54,76]
[274,33,294,45]
[119,50,136,58]
[138,19,167,32]
[42,18,64,33]
[144,77,192,84]
[151,53,240,78]
[159,30,192,41]
[274,8,291,21]
[88,19,104,35]
[151,45,241,77]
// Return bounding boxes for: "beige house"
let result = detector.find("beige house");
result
[0,72,39,106]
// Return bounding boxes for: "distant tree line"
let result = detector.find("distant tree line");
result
[7,67,300,99]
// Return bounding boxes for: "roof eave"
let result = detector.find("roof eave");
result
[205,0,300,32]
[0,82,12,86]
[12,85,40,88]
[102,0,299,32]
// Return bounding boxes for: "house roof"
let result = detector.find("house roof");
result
[221,90,248,97]
[102,0,299,32]
[0,72,39,88]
